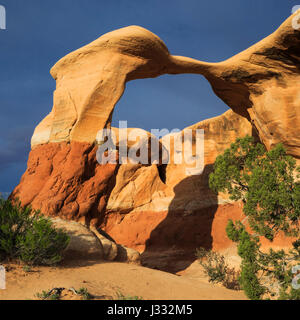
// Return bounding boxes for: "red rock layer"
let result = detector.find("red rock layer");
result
[102,203,294,272]
[11,142,118,227]
[12,141,295,273]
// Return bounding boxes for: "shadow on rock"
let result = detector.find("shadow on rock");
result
[141,164,218,274]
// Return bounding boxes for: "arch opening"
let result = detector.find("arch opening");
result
[112,73,229,135]
[110,73,229,185]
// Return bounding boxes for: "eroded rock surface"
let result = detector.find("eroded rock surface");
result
[51,217,140,263]
[51,218,104,260]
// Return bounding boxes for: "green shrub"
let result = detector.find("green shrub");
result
[196,248,227,283]
[209,136,299,241]
[209,136,300,300]
[196,247,240,290]
[0,199,69,265]
[17,217,70,265]
[36,288,65,300]
[36,289,61,300]
[226,220,300,300]
[36,287,94,300]
[0,199,33,259]
[77,287,94,300]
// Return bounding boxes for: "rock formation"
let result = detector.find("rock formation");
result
[12,12,299,270]
[52,218,140,264]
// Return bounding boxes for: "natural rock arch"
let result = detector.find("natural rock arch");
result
[32,14,300,159]
[12,13,300,262]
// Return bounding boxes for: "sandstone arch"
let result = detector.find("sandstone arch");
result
[32,25,215,147]
[12,13,300,262]
[32,13,300,159]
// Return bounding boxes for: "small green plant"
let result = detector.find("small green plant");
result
[0,199,69,266]
[77,287,94,300]
[117,291,143,300]
[196,248,227,283]
[36,288,63,300]
[196,248,240,290]
[36,287,94,300]
[36,290,51,300]
[22,265,32,273]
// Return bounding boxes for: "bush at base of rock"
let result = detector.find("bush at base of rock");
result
[0,199,69,265]
[196,247,241,290]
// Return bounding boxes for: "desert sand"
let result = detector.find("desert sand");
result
[0,259,246,300]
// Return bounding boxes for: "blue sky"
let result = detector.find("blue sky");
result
[0,0,297,192]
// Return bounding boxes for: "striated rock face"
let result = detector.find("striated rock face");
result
[12,12,299,269]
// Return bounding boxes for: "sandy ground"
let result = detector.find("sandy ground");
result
[0,259,246,300]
